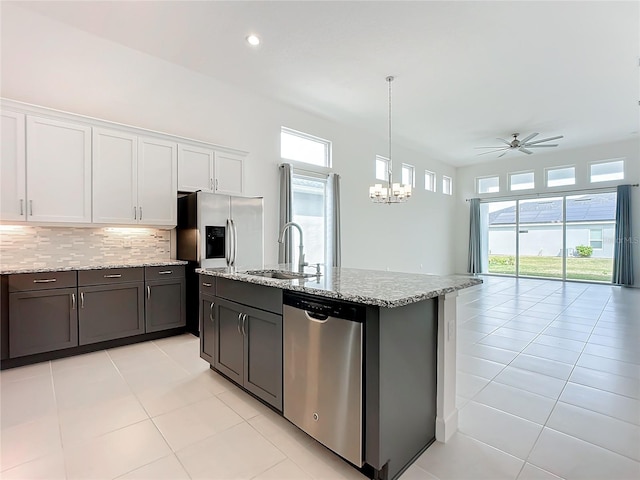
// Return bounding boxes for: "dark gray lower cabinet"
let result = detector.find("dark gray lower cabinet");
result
[78,283,144,345]
[145,266,186,333]
[9,288,78,357]
[213,297,283,410]
[200,293,216,364]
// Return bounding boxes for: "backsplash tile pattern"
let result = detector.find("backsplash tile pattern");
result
[0,226,171,268]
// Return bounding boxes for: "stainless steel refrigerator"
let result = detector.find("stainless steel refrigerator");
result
[177,191,264,333]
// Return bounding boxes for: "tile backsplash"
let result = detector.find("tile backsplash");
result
[0,226,171,268]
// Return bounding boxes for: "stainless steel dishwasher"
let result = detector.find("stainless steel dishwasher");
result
[283,292,365,467]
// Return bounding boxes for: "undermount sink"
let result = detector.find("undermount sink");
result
[245,269,319,280]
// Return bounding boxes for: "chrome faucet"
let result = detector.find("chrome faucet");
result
[278,222,307,273]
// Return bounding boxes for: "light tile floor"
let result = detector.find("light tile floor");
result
[1,276,639,479]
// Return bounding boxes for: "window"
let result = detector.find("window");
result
[401,164,415,187]
[443,175,452,195]
[375,155,389,181]
[589,228,603,249]
[509,171,535,191]
[546,166,575,187]
[590,159,624,183]
[477,176,500,194]
[425,170,436,192]
[291,173,328,265]
[281,127,331,167]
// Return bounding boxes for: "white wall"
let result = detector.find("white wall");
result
[455,138,640,285]
[1,4,457,274]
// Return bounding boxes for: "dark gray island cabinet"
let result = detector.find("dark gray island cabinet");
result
[199,277,283,410]
[197,267,480,480]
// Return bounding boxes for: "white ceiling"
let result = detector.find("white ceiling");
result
[13,1,640,167]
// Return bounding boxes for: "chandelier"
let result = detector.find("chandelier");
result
[369,76,412,204]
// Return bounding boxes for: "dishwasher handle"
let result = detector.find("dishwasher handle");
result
[305,311,329,323]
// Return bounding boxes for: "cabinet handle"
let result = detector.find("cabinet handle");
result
[29,200,33,216]
[80,292,84,308]
[20,199,24,216]
[33,278,57,283]
[158,270,172,275]
[215,179,219,190]
[241,313,247,336]
[104,274,122,278]
[209,302,215,322]
[139,207,142,220]
[237,312,243,335]
[147,285,151,299]
[202,282,212,288]
[210,178,214,191]
[134,206,137,220]
[71,293,76,310]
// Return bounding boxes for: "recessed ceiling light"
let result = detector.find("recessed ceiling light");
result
[246,34,261,46]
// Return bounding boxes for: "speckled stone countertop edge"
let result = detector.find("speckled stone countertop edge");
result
[196,266,483,308]
[0,260,189,275]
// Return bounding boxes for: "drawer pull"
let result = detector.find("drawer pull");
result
[104,274,122,278]
[33,278,57,283]
[202,282,212,287]
[158,270,172,275]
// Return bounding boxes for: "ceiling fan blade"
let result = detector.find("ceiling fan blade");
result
[497,137,512,146]
[526,144,559,148]
[475,146,509,149]
[519,147,533,154]
[520,132,539,143]
[525,135,563,145]
[498,150,510,158]
[476,148,509,156]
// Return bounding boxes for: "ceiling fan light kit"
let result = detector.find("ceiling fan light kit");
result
[476,132,564,158]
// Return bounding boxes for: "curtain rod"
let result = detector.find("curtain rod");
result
[465,184,639,202]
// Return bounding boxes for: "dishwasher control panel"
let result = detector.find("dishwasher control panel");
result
[283,292,365,322]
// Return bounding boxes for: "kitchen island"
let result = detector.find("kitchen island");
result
[197,265,481,480]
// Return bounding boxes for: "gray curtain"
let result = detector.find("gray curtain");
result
[612,184,634,286]
[331,173,341,267]
[278,163,293,264]
[467,198,482,274]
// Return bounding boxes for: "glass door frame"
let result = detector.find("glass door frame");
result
[482,188,616,283]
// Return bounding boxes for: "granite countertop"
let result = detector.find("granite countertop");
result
[0,259,188,275]
[196,264,482,308]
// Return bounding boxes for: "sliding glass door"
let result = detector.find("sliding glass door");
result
[518,197,564,279]
[481,191,616,283]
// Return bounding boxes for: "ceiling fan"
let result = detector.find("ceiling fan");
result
[476,132,564,157]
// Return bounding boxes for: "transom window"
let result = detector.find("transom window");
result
[477,176,500,194]
[425,170,436,192]
[546,166,575,187]
[402,164,415,187]
[443,176,453,195]
[375,155,389,181]
[510,171,535,191]
[590,159,624,183]
[281,127,331,167]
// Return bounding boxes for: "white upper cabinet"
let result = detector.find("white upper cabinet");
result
[93,128,177,226]
[26,116,92,223]
[178,143,245,195]
[214,151,244,195]
[1,110,26,221]
[137,137,177,226]
[92,128,138,224]
[177,144,215,192]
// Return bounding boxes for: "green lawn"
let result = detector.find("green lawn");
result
[488,255,613,282]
